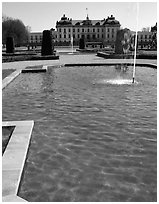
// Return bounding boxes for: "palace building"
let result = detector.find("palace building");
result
[28,15,156,50]
[55,14,121,47]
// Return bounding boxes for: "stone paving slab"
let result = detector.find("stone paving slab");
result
[2,121,34,202]
[2,53,157,71]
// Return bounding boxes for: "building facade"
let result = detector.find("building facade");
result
[130,30,153,49]
[56,14,121,47]
[29,32,42,46]
[28,17,156,49]
[29,29,57,47]
[137,31,153,48]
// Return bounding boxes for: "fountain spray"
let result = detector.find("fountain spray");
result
[71,36,73,54]
[132,2,139,83]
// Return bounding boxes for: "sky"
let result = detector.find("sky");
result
[2,1,157,32]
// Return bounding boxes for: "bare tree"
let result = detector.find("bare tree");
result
[2,15,30,46]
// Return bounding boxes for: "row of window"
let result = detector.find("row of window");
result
[58,33,116,39]
[138,35,151,39]
[58,28,115,33]
[30,40,42,43]
[30,38,151,44]
[30,36,42,40]
[139,39,150,42]
[30,33,152,41]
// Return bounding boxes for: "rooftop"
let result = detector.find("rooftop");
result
[56,14,120,26]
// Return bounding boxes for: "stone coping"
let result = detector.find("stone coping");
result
[21,65,48,73]
[2,70,21,90]
[2,121,34,202]
[64,62,157,69]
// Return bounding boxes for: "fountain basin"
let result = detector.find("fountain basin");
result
[2,65,157,202]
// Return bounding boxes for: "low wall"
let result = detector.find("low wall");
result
[97,52,157,60]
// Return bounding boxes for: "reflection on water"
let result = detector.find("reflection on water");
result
[2,66,157,202]
[98,78,136,85]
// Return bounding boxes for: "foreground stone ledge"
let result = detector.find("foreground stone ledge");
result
[2,70,21,89]
[2,195,27,202]
[2,120,34,202]
[21,65,48,73]
[64,62,157,69]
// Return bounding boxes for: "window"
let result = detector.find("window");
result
[107,34,109,38]
[108,28,110,32]
[145,35,147,39]
[78,34,80,38]
[64,34,66,38]
[60,34,62,38]
[112,28,114,33]
[97,34,99,38]
[82,28,84,32]
[73,34,75,38]
[78,29,80,32]
[59,28,61,32]
[93,34,96,39]
[69,34,71,38]
[93,28,95,32]
[102,34,104,38]
[73,28,75,32]
[97,29,99,32]
[64,28,66,33]
[87,35,90,39]
[69,28,71,32]
[112,34,114,38]
[88,28,89,32]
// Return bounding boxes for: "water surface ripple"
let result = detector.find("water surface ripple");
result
[2,66,157,202]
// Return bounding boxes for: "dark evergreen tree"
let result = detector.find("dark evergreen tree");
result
[115,30,125,54]
[79,38,85,49]
[41,30,53,56]
[115,29,133,54]
[6,37,14,53]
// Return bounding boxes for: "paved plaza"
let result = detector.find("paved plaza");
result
[2,53,157,71]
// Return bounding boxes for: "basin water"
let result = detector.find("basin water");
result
[2,65,157,202]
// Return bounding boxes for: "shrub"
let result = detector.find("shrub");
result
[115,30,124,54]
[115,29,133,54]
[41,30,53,56]
[6,37,14,53]
[79,38,85,49]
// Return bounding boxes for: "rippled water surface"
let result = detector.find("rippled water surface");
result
[2,66,157,202]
